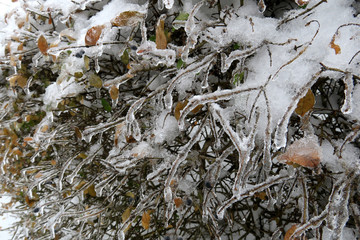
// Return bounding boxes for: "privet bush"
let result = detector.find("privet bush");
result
[0,0,359,239]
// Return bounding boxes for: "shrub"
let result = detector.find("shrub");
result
[0,0,359,239]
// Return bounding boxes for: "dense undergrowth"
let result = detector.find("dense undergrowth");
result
[0,0,360,239]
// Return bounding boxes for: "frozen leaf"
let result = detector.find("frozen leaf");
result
[74,127,82,139]
[89,73,103,88]
[84,56,90,70]
[122,207,131,223]
[174,100,188,120]
[141,210,151,230]
[174,197,183,208]
[175,12,189,21]
[294,0,310,6]
[330,37,341,55]
[101,99,112,112]
[8,74,27,88]
[111,11,144,27]
[278,137,321,168]
[37,35,49,55]
[109,85,119,100]
[25,195,37,207]
[284,224,299,240]
[156,15,167,49]
[40,125,49,132]
[84,184,96,197]
[295,89,315,117]
[85,25,105,46]
[121,49,129,65]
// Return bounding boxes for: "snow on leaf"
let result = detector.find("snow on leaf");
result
[295,89,315,117]
[278,137,321,168]
[141,210,151,230]
[37,35,49,55]
[156,15,167,49]
[110,11,144,27]
[85,25,105,46]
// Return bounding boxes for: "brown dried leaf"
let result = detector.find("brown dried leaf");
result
[174,100,188,120]
[295,89,315,117]
[8,74,27,88]
[37,35,49,55]
[278,137,321,168]
[122,207,131,223]
[174,197,183,208]
[330,36,341,55]
[156,17,167,49]
[84,184,96,197]
[109,85,119,100]
[85,25,105,46]
[25,195,37,207]
[74,127,82,139]
[141,210,151,230]
[284,224,300,240]
[111,11,144,27]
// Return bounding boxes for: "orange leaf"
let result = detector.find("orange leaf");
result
[85,25,105,46]
[156,16,167,49]
[40,125,49,132]
[109,85,119,100]
[37,35,49,55]
[24,137,33,142]
[278,137,321,168]
[111,11,144,27]
[141,210,151,230]
[330,36,341,55]
[284,224,300,240]
[174,197,183,208]
[174,100,188,120]
[295,89,315,117]
[8,74,27,88]
[25,195,37,207]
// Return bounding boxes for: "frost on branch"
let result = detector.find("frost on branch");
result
[0,0,360,239]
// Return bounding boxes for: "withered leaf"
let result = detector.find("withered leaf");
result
[84,184,96,197]
[174,197,183,208]
[284,224,300,240]
[37,35,48,55]
[278,137,321,168]
[174,100,188,120]
[89,73,103,88]
[109,85,119,100]
[295,89,315,117]
[156,17,167,49]
[85,25,105,46]
[330,36,341,55]
[8,74,27,88]
[122,207,131,223]
[141,210,151,230]
[111,11,144,27]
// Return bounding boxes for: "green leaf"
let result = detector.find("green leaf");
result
[175,12,189,21]
[121,49,129,65]
[233,72,245,85]
[101,98,112,112]
[233,43,240,50]
[176,59,184,69]
[149,35,156,42]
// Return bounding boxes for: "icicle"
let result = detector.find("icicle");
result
[341,73,353,114]
[95,58,100,73]
[82,117,125,143]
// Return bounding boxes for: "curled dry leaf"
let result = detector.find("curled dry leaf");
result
[175,100,203,120]
[85,25,105,46]
[278,136,321,168]
[330,36,341,55]
[294,0,310,6]
[111,11,144,27]
[37,35,49,55]
[141,210,151,230]
[295,89,315,117]
[156,15,167,49]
